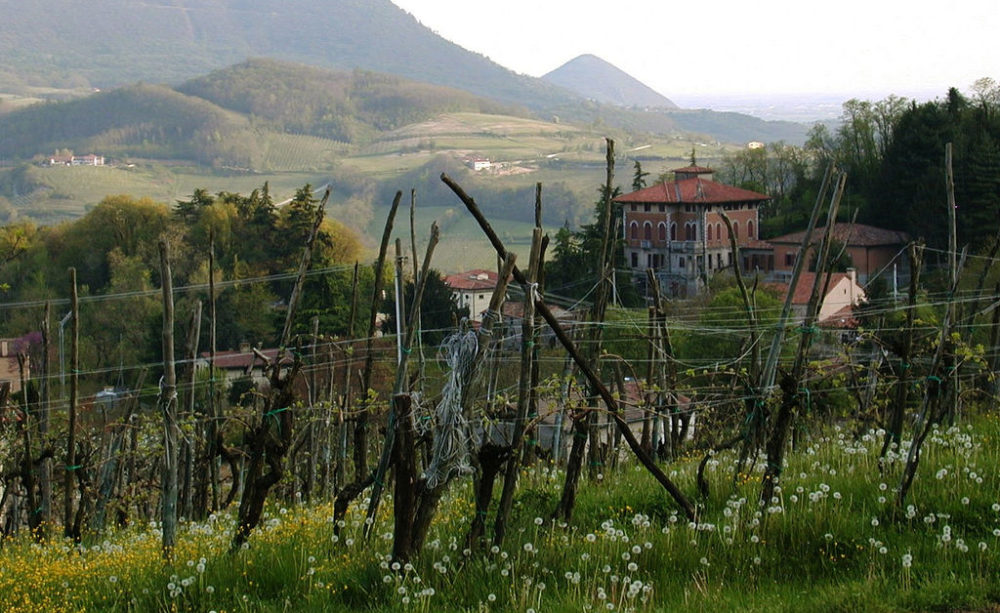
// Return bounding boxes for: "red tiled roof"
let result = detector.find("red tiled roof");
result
[770,272,855,305]
[200,348,292,370]
[444,269,498,291]
[614,178,770,206]
[767,223,909,247]
[672,165,715,174]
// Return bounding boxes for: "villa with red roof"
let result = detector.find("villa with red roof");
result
[443,269,499,322]
[615,164,770,296]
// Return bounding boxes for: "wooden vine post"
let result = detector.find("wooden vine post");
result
[462,253,517,549]
[355,192,401,480]
[39,301,53,537]
[760,172,846,506]
[17,351,38,538]
[493,226,543,546]
[207,229,221,512]
[881,241,924,457]
[158,240,179,558]
[362,225,439,554]
[897,143,965,507]
[182,300,202,520]
[64,268,79,540]
[230,189,328,551]
[557,138,616,521]
[334,261,360,493]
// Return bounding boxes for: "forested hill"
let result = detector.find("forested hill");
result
[0,61,514,165]
[0,0,575,111]
[176,59,524,139]
[0,84,256,166]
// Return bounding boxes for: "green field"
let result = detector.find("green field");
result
[1,109,741,273]
[7,165,330,225]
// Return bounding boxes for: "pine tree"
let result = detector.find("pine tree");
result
[632,160,649,192]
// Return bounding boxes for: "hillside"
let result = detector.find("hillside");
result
[0,0,812,147]
[0,61,526,166]
[0,0,575,112]
[176,59,524,142]
[543,54,678,109]
[0,83,260,167]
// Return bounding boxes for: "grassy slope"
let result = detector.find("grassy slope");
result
[1,414,998,611]
[0,56,743,273]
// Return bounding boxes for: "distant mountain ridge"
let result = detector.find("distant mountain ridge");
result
[543,55,678,110]
[0,0,811,145]
[0,0,573,111]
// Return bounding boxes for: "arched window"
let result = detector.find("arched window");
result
[747,220,755,239]
[717,223,723,241]
[670,222,677,241]
[733,221,740,239]
[657,222,667,242]
[707,224,713,241]
[630,221,639,240]
[643,221,652,240]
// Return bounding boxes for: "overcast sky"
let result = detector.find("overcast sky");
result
[390,0,998,103]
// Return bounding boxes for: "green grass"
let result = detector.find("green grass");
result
[2,413,999,611]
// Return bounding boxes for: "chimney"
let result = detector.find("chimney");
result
[239,341,251,354]
[847,268,857,303]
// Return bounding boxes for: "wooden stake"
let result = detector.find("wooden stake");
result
[158,240,179,558]
[39,301,52,537]
[64,269,79,540]
[493,227,542,547]
[356,192,401,479]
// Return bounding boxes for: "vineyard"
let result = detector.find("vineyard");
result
[0,139,998,612]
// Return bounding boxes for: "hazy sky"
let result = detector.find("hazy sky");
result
[390,0,998,103]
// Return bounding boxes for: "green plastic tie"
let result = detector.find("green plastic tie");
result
[65,465,82,471]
